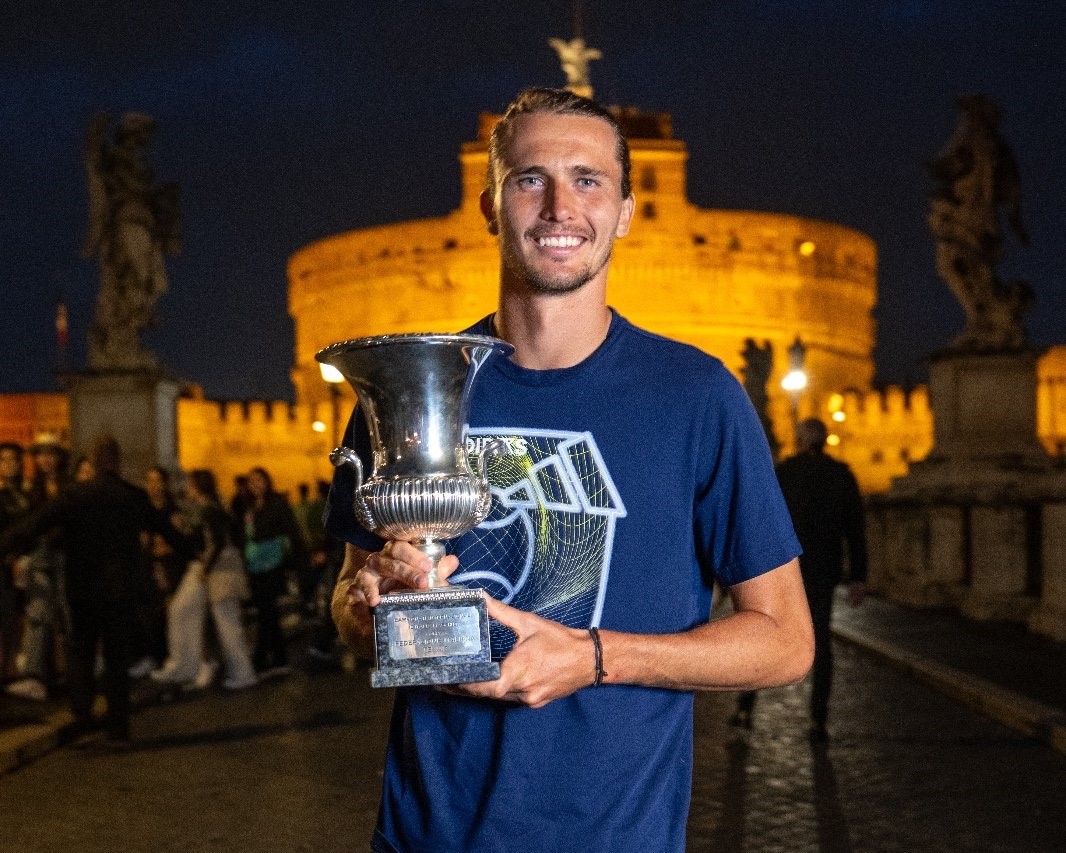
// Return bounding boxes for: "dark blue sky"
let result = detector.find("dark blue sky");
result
[2,1,1063,400]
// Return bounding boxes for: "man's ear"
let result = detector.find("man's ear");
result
[480,190,498,235]
[615,193,636,239]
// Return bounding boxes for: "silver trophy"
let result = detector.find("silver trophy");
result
[316,333,513,688]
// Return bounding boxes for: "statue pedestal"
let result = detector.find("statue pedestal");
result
[893,349,1052,501]
[870,349,1066,635]
[66,369,182,483]
[928,349,1047,466]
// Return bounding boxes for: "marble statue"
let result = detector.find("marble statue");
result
[548,37,602,99]
[741,338,779,459]
[927,94,1032,351]
[82,112,180,370]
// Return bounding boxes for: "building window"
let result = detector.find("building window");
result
[641,167,657,191]
[643,201,656,219]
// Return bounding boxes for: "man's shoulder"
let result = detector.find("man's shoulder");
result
[613,314,733,380]
[88,473,151,504]
[778,452,857,484]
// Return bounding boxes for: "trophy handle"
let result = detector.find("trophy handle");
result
[329,445,364,491]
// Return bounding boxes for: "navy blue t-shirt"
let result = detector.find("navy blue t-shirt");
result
[326,311,800,853]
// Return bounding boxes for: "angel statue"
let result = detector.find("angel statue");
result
[740,338,780,460]
[927,94,1032,351]
[82,112,181,370]
[548,37,602,99]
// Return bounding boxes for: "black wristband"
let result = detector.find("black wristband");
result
[589,627,608,686]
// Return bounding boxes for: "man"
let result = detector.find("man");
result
[0,441,30,679]
[328,88,814,852]
[0,436,161,741]
[732,417,866,741]
[5,433,71,701]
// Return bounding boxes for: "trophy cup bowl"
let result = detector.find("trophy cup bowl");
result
[316,333,513,688]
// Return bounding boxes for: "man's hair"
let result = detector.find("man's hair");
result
[90,434,121,474]
[486,87,632,200]
[795,418,829,454]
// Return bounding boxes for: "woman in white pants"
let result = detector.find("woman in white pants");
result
[152,470,256,690]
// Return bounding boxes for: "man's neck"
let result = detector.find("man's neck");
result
[494,286,612,370]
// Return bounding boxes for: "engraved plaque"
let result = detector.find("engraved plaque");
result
[387,606,483,659]
[370,587,500,688]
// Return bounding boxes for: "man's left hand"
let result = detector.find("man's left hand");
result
[445,597,596,709]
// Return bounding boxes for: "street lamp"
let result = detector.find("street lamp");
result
[319,361,345,447]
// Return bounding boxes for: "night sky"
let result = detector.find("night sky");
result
[2,1,1064,401]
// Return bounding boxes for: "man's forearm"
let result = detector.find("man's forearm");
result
[598,560,814,692]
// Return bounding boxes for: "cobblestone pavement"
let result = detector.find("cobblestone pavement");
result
[1,642,1064,852]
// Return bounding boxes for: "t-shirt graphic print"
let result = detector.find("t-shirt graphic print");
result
[452,427,626,656]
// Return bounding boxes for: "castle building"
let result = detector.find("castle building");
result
[288,108,878,458]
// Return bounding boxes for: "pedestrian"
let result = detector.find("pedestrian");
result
[4,433,71,701]
[228,474,253,534]
[293,481,328,615]
[731,417,867,741]
[0,435,169,742]
[130,465,188,679]
[328,87,814,853]
[0,440,30,680]
[305,481,346,669]
[243,466,303,676]
[188,469,256,690]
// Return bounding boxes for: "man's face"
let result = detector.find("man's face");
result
[0,449,21,484]
[482,112,634,296]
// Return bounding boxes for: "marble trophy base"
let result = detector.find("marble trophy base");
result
[370,586,500,688]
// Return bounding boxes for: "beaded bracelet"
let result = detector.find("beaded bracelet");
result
[589,627,608,686]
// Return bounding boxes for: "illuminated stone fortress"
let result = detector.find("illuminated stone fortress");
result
[289,107,886,470]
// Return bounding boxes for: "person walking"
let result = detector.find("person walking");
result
[130,464,187,679]
[4,433,71,701]
[243,467,303,677]
[189,469,256,690]
[731,417,867,741]
[0,436,168,742]
[0,441,30,680]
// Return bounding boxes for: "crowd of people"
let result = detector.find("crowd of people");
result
[0,433,343,739]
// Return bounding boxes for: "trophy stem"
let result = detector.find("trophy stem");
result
[415,539,448,587]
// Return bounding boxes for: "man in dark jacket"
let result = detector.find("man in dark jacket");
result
[732,418,867,740]
[0,441,30,679]
[0,435,162,741]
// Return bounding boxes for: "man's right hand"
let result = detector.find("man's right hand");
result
[331,541,462,648]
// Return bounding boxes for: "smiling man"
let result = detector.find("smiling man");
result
[328,87,813,853]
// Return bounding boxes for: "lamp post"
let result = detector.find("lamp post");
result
[780,336,808,439]
[319,361,345,447]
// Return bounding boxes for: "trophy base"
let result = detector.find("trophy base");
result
[370,586,500,688]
